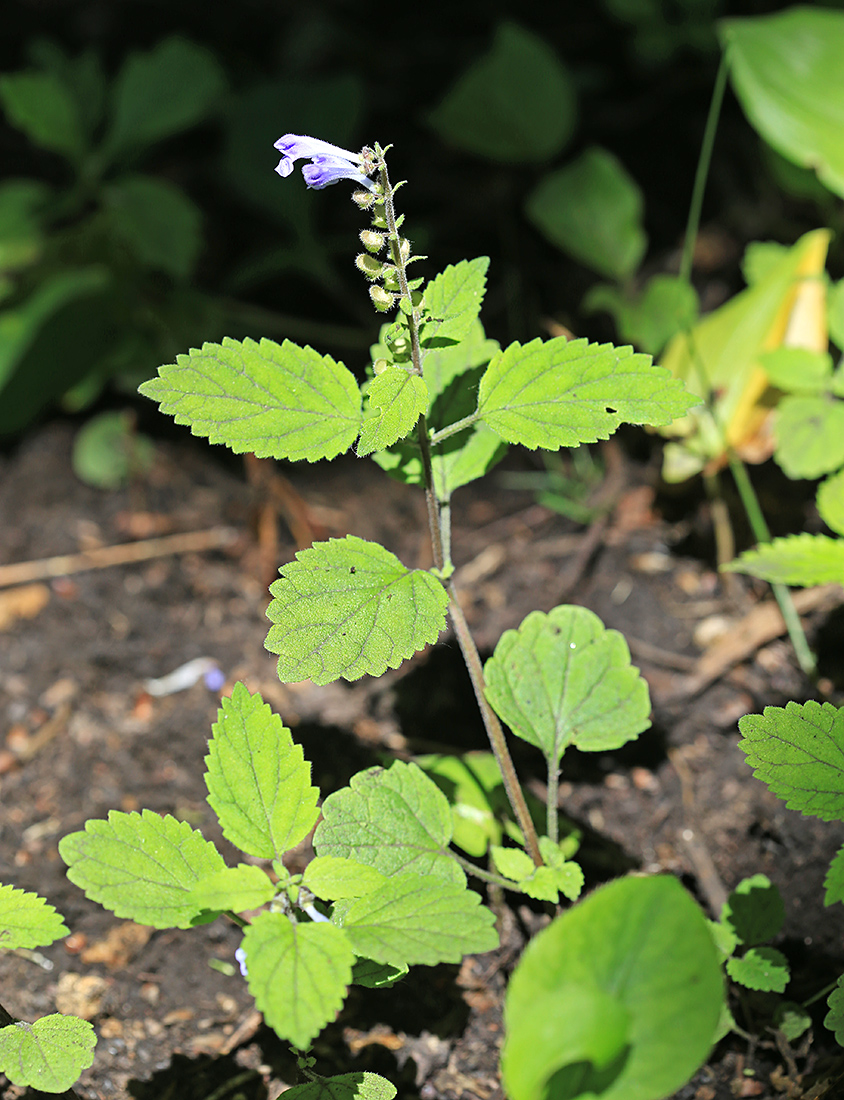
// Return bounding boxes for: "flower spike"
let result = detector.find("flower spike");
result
[274,134,377,192]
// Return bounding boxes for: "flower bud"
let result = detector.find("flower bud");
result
[352,189,376,209]
[382,269,400,292]
[370,285,395,312]
[372,358,390,375]
[399,238,411,261]
[355,253,385,280]
[360,229,385,253]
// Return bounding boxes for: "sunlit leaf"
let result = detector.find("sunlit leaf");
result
[0,1015,95,1093]
[0,885,68,952]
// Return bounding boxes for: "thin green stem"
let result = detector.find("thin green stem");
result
[451,852,518,889]
[546,763,559,845]
[802,979,838,1009]
[429,413,480,447]
[679,52,730,286]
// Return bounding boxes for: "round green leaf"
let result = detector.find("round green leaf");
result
[0,1015,95,1093]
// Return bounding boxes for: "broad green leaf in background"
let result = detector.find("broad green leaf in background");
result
[773,1001,812,1044]
[824,845,844,906]
[28,42,106,142]
[774,395,844,480]
[584,275,699,356]
[477,336,696,450]
[660,229,831,482]
[72,410,154,490]
[484,605,651,764]
[265,536,448,684]
[720,8,844,199]
[242,910,354,1050]
[302,857,387,901]
[427,22,576,163]
[526,147,647,281]
[738,701,844,821]
[205,683,320,861]
[59,810,225,928]
[421,258,490,346]
[725,533,844,587]
[282,1072,397,1100]
[139,337,361,461]
[726,947,789,993]
[315,762,461,883]
[758,347,832,393]
[339,873,498,967]
[0,885,68,951]
[0,1015,96,1094]
[830,280,844,350]
[501,875,724,1100]
[825,973,844,1045]
[742,240,790,286]
[720,874,784,945]
[0,180,51,272]
[416,752,507,858]
[357,368,428,457]
[0,70,85,161]
[351,958,408,989]
[103,175,202,279]
[186,864,276,914]
[103,36,226,160]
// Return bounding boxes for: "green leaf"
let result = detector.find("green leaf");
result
[139,337,361,462]
[0,180,51,273]
[421,259,490,346]
[490,845,582,903]
[720,874,784,945]
[818,472,844,538]
[526,147,646,280]
[427,22,575,163]
[708,920,739,960]
[0,71,85,160]
[59,809,225,929]
[72,410,154,490]
[29,43,106,141]
[301,857,387,901]
[315,761,462,884]
[0,1015,95,1093]
[242,910,353,1050]
[824,973,844,1045]
[726,946,789,993]
[484,605,651,767]
[186,864,276,914]
[830,279,844,351]
[103,174,202,279]
[477,336,697,450]
[720,8,844,199]
[339,873,498,967]
[774,395,844,479]
[738,701,844,821]
[351,958,408,989]
[282,1072,397,1100]
[0,885,68,951]
[422,319,499,403]
[725,533,844,587]
[502,875,724,1100]
[492,846,534,882]
[416,752,506,858]
[205,683,319,861]
[584,275,699,356]
[759,347,833,393]
[357,368,428,457]
[824,845,844,906]
[104,36,226,159]
[265,536,447,684]
[773,1001,812,1043]
[742,240,790,285]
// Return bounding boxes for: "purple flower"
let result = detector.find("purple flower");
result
[274,134,376,192]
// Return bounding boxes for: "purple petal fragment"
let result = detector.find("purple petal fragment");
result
[273,132,376,192]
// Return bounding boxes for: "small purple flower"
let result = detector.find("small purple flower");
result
[274,134,376,192]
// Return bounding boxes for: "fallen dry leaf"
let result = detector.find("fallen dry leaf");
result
[0,583,50,630]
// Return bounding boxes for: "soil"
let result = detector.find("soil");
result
[1,420,844,1100]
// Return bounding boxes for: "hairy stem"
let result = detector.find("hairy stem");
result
[546,763,560,845]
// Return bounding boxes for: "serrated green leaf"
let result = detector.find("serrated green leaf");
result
[775,395,844,479]
[351,958,408,989]
[104,36,226,159]
[708,920,739,960]
[422,319,499,403]
[502,875,724,1100]
[720,874,784,945]
[484,605,651,767]
[720,8,844,200]
[825,845,844,906]
[526,147,646,280]
[824,972,844,1045]
[427,22,575,164]
[357,368,428,457]
[727,946,789,993]
[103,174,202,279]
[492,846,534,882]
[477,336,697,450]
[0,885,68,952]
[315,761,461,884]
[738,701,844,821]
[0,71,85,160]
[242,910,353,1050]
[725,533,844,586]
[187,864,276,914]
[0,1015,95,1093]
[302,857,387,901]
[338,872,497,967]
[759,347,833,393]
[422,259,490,346]
[818,472,844,537]
[774,1001,812,1043]
[139,337,361,462]
[265,537,447,684]
[59,809,225,929]
[282,1071,397,1100]
[205,683,319,860]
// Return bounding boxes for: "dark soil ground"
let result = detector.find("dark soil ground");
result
[2,421,844,1100]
